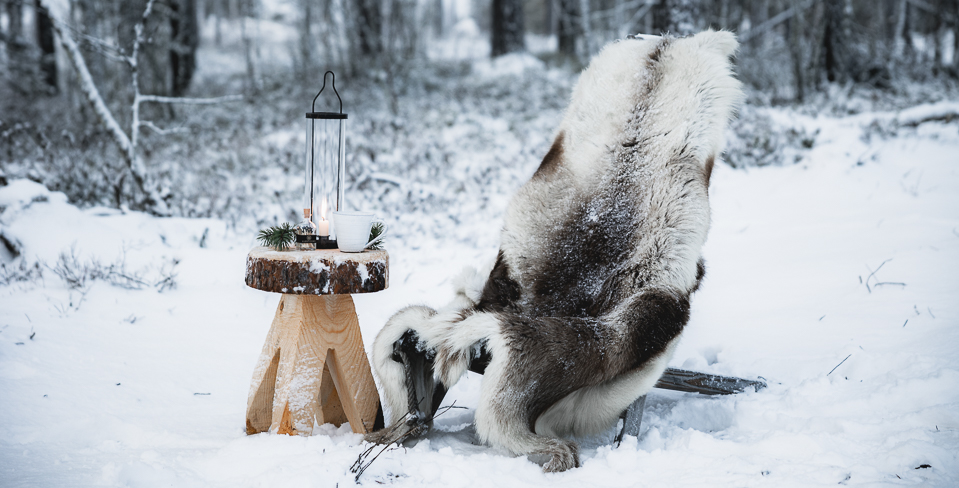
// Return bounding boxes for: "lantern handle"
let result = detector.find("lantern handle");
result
[312,71,343,114]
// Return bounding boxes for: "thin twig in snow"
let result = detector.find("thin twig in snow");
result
[351,402,465,482]
[874,281,906,288]
[827,354,852,376]
[902,319,908,328]
[928,307,935,319]
[864,259,892,293]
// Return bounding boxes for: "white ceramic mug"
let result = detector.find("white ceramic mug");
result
[332,211,388,253]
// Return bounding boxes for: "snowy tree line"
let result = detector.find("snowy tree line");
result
[0,0,956,225]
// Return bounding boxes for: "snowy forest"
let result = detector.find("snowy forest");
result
[2,0,958,487]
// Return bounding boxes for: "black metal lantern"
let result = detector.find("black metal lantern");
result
[303,71,347,249]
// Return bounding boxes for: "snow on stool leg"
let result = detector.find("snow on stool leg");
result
[246,339,281,434]
[245,294,380,436]
[245,295,290,435]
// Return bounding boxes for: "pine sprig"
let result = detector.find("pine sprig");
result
[367,222,386,250]
[257,223,295,251]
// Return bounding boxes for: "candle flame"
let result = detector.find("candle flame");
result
[320,198,328,220]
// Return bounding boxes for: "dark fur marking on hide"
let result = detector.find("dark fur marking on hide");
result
[468,340,492,375]
[493,289,690,431]
[647,38,670,65]
[691,258,706,293]
[526,194,636,318]
[704,154,715,188]
[453,308,476,322]
[477,251,522,313]
[532,132,565,179]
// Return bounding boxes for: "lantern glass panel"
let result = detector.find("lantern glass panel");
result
[306,117,345,239]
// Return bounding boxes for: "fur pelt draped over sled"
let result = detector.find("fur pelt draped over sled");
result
[368,31,744,472]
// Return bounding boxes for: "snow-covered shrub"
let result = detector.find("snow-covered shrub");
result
[0,260,43,287]
[50,247,179,292]
[724,105,817,168]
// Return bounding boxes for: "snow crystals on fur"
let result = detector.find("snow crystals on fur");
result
[369,30,744,472]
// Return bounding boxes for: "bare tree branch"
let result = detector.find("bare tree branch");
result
[739,0,815,43]
[139,120,189,135]
[128,0,159,165]
[624,2,655,35]
[45,4,137,185]
[138,94,244,104]
[906,0,957,22]
[41,0,241,215]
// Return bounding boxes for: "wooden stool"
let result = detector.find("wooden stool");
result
[244,247,388,436]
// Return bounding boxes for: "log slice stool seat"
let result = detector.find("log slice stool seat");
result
[244,246,388,436]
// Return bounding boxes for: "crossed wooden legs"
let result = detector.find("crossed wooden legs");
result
[246,294,380,436]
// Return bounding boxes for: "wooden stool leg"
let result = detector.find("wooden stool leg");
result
[272,334,327,435]
[245,298,286,435]
[246,342,280,434]
[245,293,381,436]
[308,295,381,434]
[317,361,348,426]
[245,295,325,436]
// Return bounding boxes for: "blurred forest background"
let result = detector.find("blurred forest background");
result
[1,0,957,234]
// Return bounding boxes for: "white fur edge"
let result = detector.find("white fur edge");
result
[371,305,436,425]
[452,265,488,304]
[371,306,502,424]
[533,334,682,438]
[471,319,522,450]
[430,312,501,388]
[642,30,744,165]
[438,265,490,314]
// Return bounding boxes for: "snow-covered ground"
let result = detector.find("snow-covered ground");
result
[2,102,958,487]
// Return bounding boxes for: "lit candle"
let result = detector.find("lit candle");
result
[317,198,330,236]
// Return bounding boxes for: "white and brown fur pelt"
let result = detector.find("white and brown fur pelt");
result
[369,31,744,472]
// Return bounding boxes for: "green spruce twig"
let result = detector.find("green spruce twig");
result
[257,223,295,251]
[367,222,386,250]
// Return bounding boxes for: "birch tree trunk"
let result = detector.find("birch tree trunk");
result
[299,0,314,74]
[788,0,806,102]
[578,0,591,57]
[45,3,163,213]
[240,0,259,94]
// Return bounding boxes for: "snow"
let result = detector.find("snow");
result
[2,106,959,487]
[898,101,959,126]
[473,53,547,79]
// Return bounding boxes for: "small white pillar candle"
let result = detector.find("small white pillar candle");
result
[316,198,331,236]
